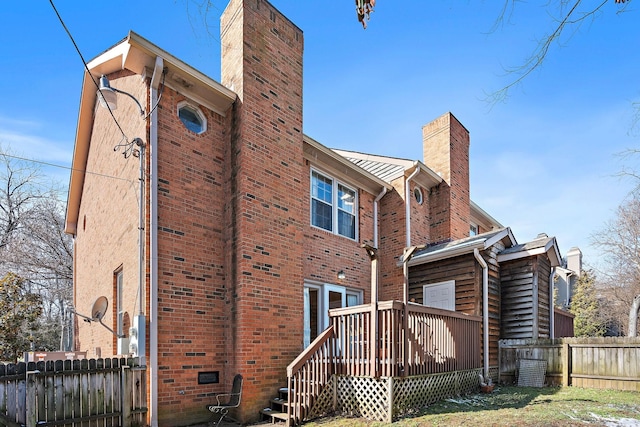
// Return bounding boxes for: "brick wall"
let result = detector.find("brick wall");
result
[74,71,148,358]
[422,113,470,243]
[377,176,432,302]
[154,87,229,423]
[221,0,305,422]
[303,178,376,302]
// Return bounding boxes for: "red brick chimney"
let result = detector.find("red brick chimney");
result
[221,0,305,422]
[422,112,471,243]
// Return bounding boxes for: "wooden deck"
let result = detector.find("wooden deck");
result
[286,300,482,425]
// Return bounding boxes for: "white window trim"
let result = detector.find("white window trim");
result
[414,187,424,205]
[423,280,456,311]
[177,101,207,134]
[116,270,124,337]
[310,168,358,240]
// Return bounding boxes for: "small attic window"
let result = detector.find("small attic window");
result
[414,187,424,205]
[177,102,206,134]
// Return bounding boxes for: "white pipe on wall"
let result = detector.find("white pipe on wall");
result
[149,56,163,427]
[405,163,420,248]
[550,267,556,339]
[373,187,387,249]
[473,248,489,379]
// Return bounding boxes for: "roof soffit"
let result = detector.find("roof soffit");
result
[66,31,237,235]
[497,236,562,267]
[87,32,236,116]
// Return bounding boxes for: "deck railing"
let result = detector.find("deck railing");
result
[286,325,335,426]
[286,300,482,425]
[330,301,482,377]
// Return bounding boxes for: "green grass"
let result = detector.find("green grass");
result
[303,386,640,426]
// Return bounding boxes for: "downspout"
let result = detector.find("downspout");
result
[405,163,420,248]
[149,56,163,427]
[473,248,489,379]
[373,187,387,249]
[549,267,556,339]
[370,188,385,377]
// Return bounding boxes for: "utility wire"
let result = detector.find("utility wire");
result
[48,0,131,143]
[1,152,136,184]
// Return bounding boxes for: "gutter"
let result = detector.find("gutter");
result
[405,162,420,247]
[403,239,485,267]
[149,56,163,427]
[473,248,489,379]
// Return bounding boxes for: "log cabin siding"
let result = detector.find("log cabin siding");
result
[537,255,551,338]
[408,254,478,312]
[483,243,504,369]
[500,255,552,339]
[408,247,503,370]
[501,258,535,339]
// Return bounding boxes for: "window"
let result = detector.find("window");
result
[311,170,357,239]
[304,282,362,347]
[470,223,478,236]
[423,280,455,311]
[414,187,423,205]
[115,269,124,337]
[177,101,206,134]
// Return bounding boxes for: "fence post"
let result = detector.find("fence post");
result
[25,370,37,427]
[121,365,131,427]
[562,340,571,387]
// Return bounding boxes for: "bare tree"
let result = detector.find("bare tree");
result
[0,150,46,251]
[0,148,74,351]
[488,0,632,103]
[592,194,640,336]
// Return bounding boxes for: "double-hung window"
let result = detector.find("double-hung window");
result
[311,170,357,239]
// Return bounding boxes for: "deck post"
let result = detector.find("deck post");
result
[387,376,394,423]
[363,244,379,377]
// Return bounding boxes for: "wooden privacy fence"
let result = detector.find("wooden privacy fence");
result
[286,300,483,426]
[499,337,640,391]
[554,308,575,338]
[0,358,147,427]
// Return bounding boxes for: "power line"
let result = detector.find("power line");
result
[47,0,131,144]
[1,152,136,185]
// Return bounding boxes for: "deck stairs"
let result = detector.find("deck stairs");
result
[259,387,290,424]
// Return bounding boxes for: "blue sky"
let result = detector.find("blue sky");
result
[0,1,638,267]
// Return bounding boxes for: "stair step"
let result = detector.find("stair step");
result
[270,398,288,407]
[260,408,289,422]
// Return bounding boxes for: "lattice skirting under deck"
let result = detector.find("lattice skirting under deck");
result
[307,368,484,423]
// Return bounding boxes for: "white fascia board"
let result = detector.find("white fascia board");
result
[547,237,562,267]
[496,237,561,267]
[404,240,485,267]
[484,227,516,249]
[304,136,391,195]
[497,247,547,263]
[470,200,504,229]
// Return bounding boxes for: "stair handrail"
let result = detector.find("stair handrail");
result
[286,325,335,426]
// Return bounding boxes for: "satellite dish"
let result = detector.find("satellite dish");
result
[91,296,109,321]
[70,296,124,338]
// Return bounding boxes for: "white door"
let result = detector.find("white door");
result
[323,284,346,330]
[423,280,455,311]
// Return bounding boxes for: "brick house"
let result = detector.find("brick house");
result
[65,0,568,425]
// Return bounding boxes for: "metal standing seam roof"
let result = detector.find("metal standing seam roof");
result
[342,157,406,182]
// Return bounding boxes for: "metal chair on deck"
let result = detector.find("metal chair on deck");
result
[207,374,243,426]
